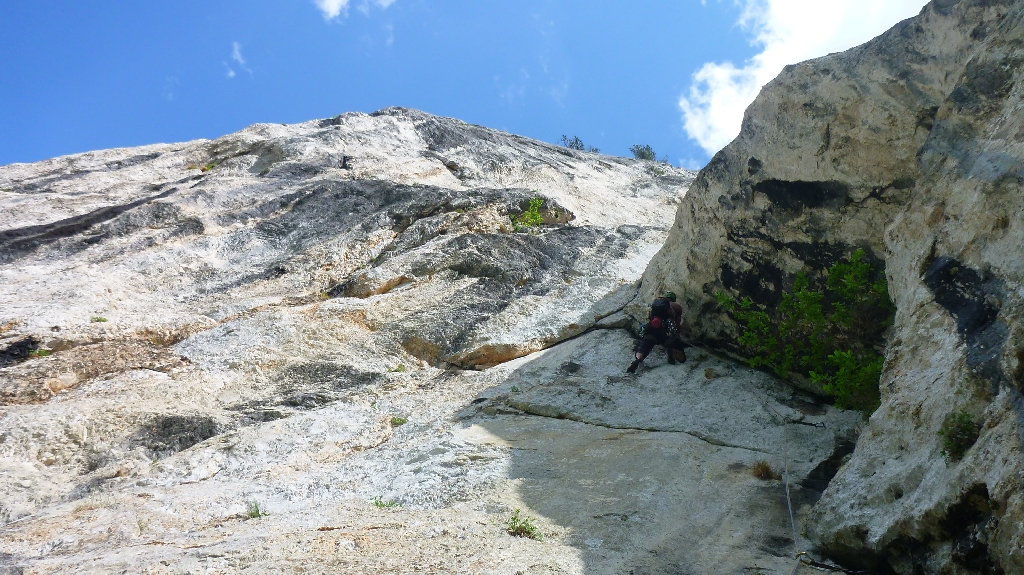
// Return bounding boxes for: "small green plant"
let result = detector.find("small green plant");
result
[90,316,108,323]
[511,196,545,232]
[505,509,542,540]
[559,135,598,153]
[28,348,51,357]
[390,416,408,426]
[629,144,656,161]
[561,134,585,150]
[389,364,406,373]
[371,495,402,509]
[200,161,219,172]
[939,410,980,461]
[719,249,894,412]
[510,385,520,393]
[246,500,268,519]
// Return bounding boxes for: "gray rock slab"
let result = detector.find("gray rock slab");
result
[462,414,810,575]
[496,330,862,480]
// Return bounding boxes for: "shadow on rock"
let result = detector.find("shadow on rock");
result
[461,329,862,574]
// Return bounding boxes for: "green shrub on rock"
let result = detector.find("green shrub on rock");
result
[718,249,894,412]
[510,196,544,232]
[505,509,542,540]
[629,144,656,161]
[939,410,980,461]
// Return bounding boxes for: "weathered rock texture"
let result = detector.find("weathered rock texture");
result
[0,108,866,573]
[641,0,1024,572]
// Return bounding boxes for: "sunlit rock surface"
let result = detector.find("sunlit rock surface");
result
[641,0,1024,572]
[0,108,862,573]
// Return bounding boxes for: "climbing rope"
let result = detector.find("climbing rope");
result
[762,399,832,574]
[724,360,841,573]
[763,401,801,555]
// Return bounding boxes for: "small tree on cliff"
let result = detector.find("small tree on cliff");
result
[629,144,656,161]
[718,249,894,412]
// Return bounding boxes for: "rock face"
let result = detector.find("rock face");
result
[1,108,870,573]
[642,0,1024,572]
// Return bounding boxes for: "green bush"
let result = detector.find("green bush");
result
[560,135,599,153]
[511,196,544,232]
[505,509,542,540]
[560,135,585,151]
[939,410,980,461]
[629,144,656,161]
[90,316,108,323]
[718,249,894,412]
[390,416,408,426]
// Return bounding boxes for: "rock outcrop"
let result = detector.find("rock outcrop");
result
[1,108,870,573]
[642,0,1024,572]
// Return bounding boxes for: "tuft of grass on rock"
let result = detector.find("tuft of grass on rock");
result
[28,348,51,357]
[90,316,108,323]
[390,416,408,427]
[246,500,268,519]
[505,508,543,540]
[371,495,402,509]
[750,460,779,481]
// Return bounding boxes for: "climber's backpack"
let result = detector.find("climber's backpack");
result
[640,298,677,340]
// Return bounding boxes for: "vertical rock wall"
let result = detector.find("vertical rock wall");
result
[641,0,1024,572]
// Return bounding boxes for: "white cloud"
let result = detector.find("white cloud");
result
[315,0,394,20]
[548,80,569,107]
[231,42,246,66]
[315,0,350,19]
[680,0,929,155]
[228,41,251,77]
[162,76,179,101]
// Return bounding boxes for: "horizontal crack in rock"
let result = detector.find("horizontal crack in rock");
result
[507,404,770,453]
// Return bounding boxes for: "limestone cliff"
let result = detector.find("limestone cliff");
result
[2,108,869,574]
[642,0,1024,572]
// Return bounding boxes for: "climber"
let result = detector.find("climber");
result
[627,291,686,373]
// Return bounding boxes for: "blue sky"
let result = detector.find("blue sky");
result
[0,1,926,168]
